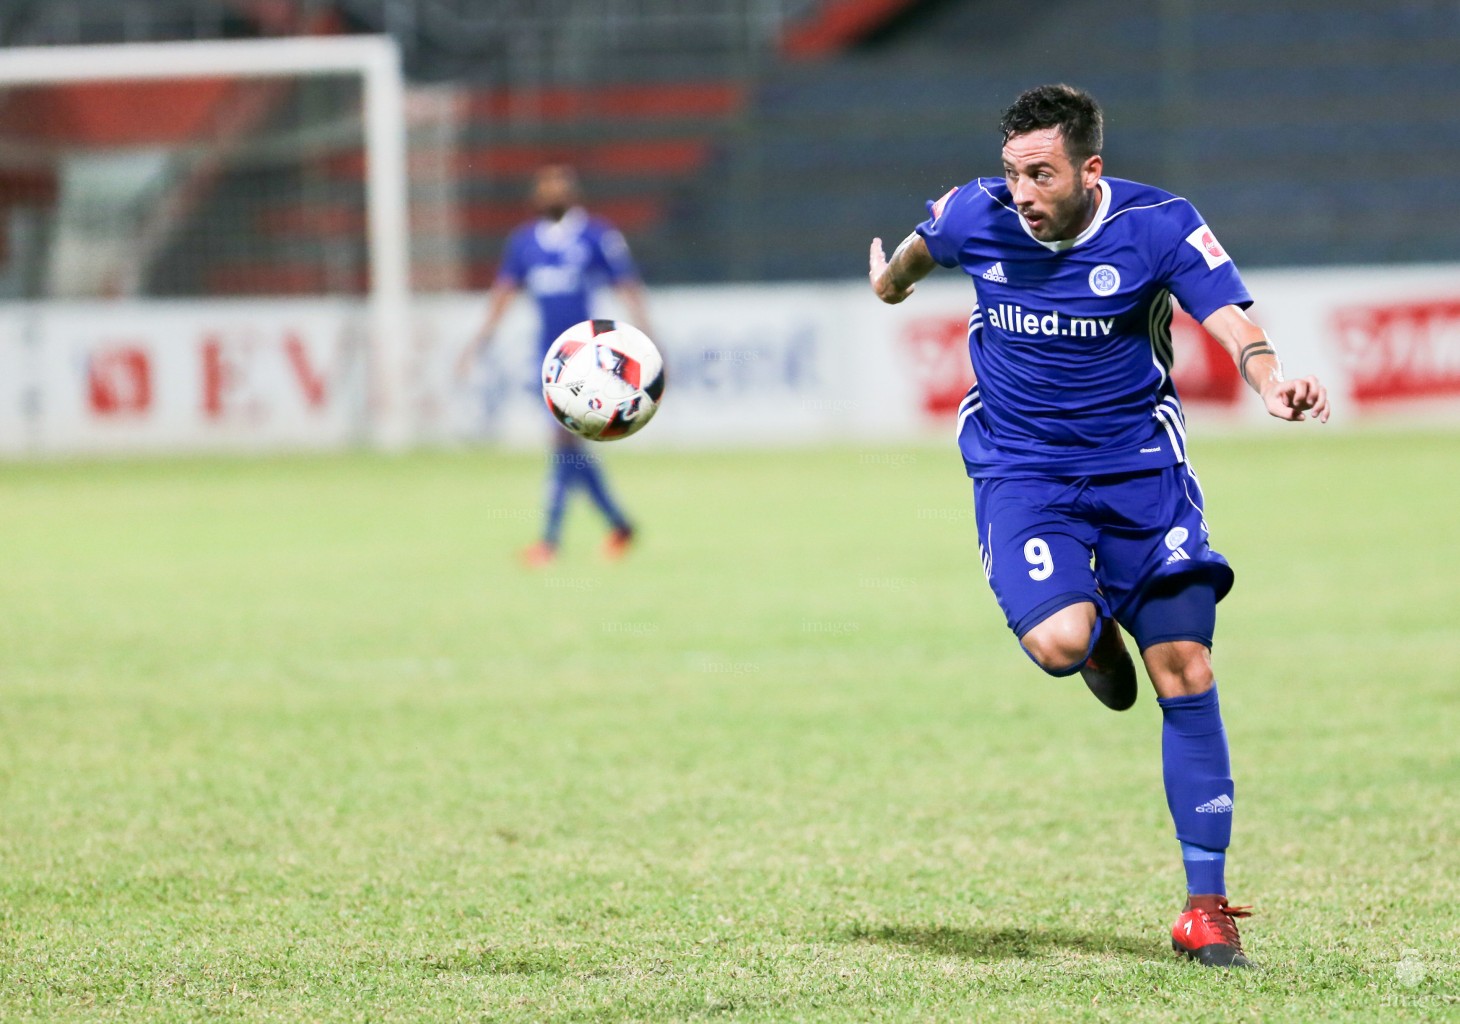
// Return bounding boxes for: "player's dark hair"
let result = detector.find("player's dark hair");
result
[999,84,1103,162]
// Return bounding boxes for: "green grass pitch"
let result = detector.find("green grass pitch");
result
[0,431,1456,1022]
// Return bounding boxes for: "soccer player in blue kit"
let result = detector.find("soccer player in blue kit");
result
[869,85,1329,968]
[459,165,652,566]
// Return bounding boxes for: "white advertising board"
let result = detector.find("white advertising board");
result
[2,263,1457,456]
[0,309,32,455]
[1,300,367,454]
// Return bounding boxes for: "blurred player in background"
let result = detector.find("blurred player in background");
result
[869,84,1328,968]
[459,164,652,566]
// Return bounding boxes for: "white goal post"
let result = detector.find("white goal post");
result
[0,36,413,449]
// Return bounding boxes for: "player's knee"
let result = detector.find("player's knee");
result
[1021,606,1097,675]
[1143,641,1213,697]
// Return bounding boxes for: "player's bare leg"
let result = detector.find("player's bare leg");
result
[1020,602,1137,711]
[1141,640,1213,698]
[1019,601,1097,669]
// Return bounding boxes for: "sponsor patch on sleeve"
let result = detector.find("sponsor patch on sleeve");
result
[929,186,959,221]
[1184,224,1231,270]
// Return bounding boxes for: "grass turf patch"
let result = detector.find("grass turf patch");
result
[0,432,1456,1021]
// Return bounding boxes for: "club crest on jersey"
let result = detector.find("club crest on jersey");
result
[1184,224,1232,270]
[1164,526,1190,550]
[1088,264,1120,295]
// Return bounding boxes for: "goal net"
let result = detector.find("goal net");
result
[0,36,411,453]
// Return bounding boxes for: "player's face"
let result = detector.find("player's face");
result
[533,167,581,220]
[1001,128,1102,242]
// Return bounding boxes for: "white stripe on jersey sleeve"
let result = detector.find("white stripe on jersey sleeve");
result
[1178,464,1213,533]
[1147,288,1174,383]
[1160,396,1188,442]
[957,382,982,440]
[1153,403,1187,462]
[976,180,1019,215]
[1100,195,1185,225]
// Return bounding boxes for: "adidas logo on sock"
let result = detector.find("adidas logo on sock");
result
[1194,794,1234,814]
[982,262,1008,283]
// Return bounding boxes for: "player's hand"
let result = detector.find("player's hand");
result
[869,238,914,304]
[1261,375,1330,423]
[455,340,486,380]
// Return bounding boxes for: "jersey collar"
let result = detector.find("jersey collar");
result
[1020,179,1111,252]
[534,206,588,251]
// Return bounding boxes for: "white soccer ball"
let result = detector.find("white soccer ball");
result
[541,319,665,442]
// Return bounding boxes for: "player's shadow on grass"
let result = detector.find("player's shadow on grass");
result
[845,922,1152,962]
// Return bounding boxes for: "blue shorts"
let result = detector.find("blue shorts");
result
[973,464,1234,642]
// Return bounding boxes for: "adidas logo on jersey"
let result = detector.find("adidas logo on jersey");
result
[982,262,1008,283]
[1195,794,1234,814]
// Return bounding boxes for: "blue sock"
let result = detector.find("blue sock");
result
[543,453,574,547]
[578,457,630,532]
[1180,842,1227,897]
[1157,684,1233,896]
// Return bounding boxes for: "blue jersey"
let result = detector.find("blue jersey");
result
[498,207,640,354]
[915,176,1251,478]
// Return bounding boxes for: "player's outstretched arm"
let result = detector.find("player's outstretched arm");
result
[456,282,520,378]
[614,280,653,340]
[869,232,935,304]
[1201,304,1330,423]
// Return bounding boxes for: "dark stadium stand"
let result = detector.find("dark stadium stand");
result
[445,80,749,290]
[664,0,1460,281]
[3,0,1459,294]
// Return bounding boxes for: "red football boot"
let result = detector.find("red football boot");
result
[1172,894,1253,968]
[519,541,557,567]
[603,525,634,561]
